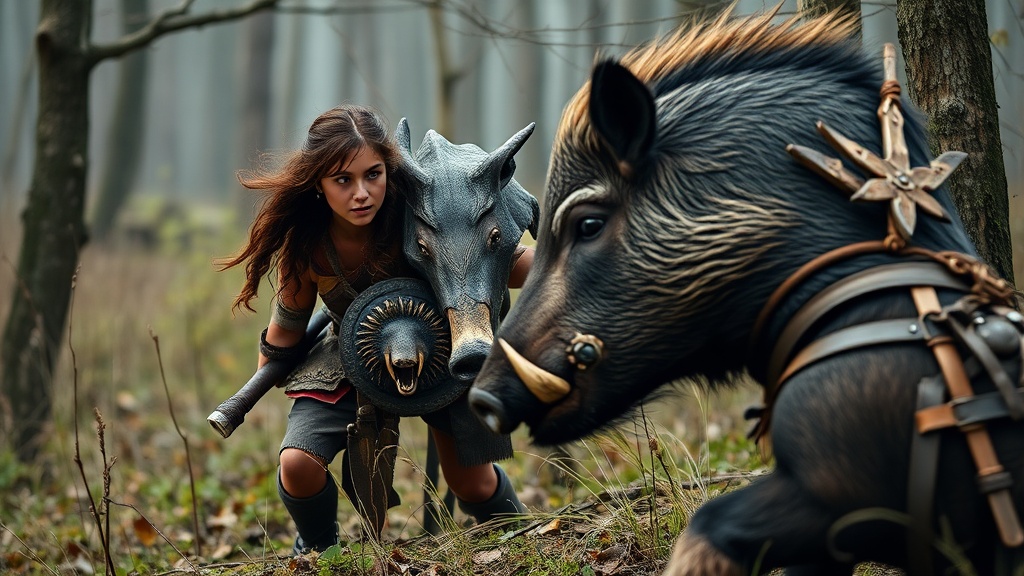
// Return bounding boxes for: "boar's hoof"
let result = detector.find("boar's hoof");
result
[468,388,515,434]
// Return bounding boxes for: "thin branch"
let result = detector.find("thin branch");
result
[95,409,117,573]
[68,266,113,575]
[87,0,278,63]
[0,522,60,576]
[108,501,199,574]
[150,328,203,563]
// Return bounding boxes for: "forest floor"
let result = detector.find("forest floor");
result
[1,203,904,575]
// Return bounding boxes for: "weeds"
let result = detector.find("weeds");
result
[0,226,895,575]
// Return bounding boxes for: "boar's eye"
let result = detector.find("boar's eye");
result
[576,216,605,240]
[487,227,501,250]
[417,238,432,258]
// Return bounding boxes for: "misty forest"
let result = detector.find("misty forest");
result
[1,0,1023,574]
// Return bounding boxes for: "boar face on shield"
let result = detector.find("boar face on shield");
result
[396,120,538,383]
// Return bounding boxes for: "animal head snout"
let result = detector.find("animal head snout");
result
[468,387,518,434]
[446,302,494,382]
[449,339,490,382]
[391,357,418,368]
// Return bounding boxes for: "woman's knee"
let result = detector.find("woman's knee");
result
[443,462,498,503]
[279,448,328,497]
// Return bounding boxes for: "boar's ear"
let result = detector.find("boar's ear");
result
[394,118,431,189]
[589,60,655,178]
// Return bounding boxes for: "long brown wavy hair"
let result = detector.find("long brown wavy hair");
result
[220,103,409,313]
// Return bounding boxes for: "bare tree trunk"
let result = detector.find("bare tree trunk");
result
[1,0,92,460]
[896,0,1014,283]
[797,0,861,40]
[1,0,280,462]
[90,0,149,242]
[235,9,275,228]
[429,3,457,137]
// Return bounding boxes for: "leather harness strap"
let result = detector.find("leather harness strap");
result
[750,260,969,442]
[749,252,1023,566]
[907,374,946,576]
[916,387,1024,432]
[346,391,400,539]
[910,287,1024,548]
[767,261,968,387]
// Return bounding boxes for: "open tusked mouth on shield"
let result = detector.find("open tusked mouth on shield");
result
[385,351,424,396]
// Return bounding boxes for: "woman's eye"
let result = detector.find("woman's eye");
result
[417,239,431,257]
[488,228,501,249]
[335,176,350,185]
[367,170,381,180]
[576,217,605,240]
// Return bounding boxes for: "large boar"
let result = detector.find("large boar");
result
[469,9,1024,576]
[396,120,538,383]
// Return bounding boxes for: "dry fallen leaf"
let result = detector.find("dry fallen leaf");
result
[211,543,233,560]
[133,516,158,547]
[537,518,562,535]
[473,548,503,564]
[207,504,238,530]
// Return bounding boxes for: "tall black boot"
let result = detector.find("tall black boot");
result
[278,470,340,555]
[457,464,528,524]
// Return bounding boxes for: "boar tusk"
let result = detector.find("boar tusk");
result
[498,338,571,404]
[385,351,397,384]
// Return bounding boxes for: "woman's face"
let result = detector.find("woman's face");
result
[320,146,387,231]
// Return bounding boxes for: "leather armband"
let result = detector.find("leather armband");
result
[271,299,313,332]
[259,328,305,363]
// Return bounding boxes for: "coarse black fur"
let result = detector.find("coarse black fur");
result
[471,8,1021,575]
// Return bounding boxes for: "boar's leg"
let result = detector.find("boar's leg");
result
[667,473,859,575]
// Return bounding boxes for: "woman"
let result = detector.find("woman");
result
[220,103,532,554]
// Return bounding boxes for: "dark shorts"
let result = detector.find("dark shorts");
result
[280,391,456,463]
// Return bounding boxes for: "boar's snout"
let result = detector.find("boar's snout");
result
[468,387,520,434]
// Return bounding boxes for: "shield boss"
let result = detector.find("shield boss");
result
[340,277,464,416]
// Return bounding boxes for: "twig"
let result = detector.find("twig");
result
[153,561,259,576]
[674,471,765,491]
[108,501,199,574]
[637,405,659,545]
[0,522,60,576]
[68,266,114,575]
[150,328,203,563]
[94,409,118,571]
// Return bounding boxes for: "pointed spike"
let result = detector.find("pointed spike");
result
[817,121,891,179]
[786,144,864,195]
[906,188,951,222]
[850,178,897,203]
[891,195,916,240]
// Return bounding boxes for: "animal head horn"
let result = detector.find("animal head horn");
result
[395,118,432,187]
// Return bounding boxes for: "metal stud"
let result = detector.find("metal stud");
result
[566,333,605,371]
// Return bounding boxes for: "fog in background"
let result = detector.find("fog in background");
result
[1,0,1022,276]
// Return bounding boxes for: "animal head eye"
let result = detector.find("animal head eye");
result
[576,217,605,240]
[488,228,501,250]
[417,238,431,258]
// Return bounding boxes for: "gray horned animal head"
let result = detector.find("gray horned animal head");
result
[396,119,538,383]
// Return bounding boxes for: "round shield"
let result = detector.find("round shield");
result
[340,277,463,416]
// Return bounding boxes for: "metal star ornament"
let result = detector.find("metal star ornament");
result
[786,44,967,242]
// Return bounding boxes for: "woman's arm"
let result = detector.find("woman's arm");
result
[258,267,317,368]
[507,245,534,289]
